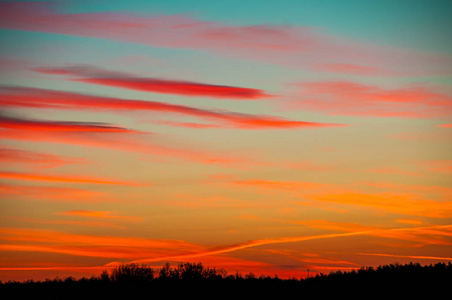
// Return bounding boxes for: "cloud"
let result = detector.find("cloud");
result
[0,147,85,168]
[0,85,344,129]
[420,160,452,175]
[0,114,254,165]
[230,178,452,218]
[0,183,105,202]
[6,216,127,229]
[313,63,388,76]
[0,171,141,185]
[0,114,141,133]
[437,124,452,128]
[312,192,452,218]
[35,66,271,99]
[126,224,452,265]
[0,227,204,260]
[58,210,142,222]
[285,80,452,118]
[0,2,449,76]
[367,166,425,177]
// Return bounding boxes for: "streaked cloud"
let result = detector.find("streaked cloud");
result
[286,81,452,118]
[0,183,105,202]
[0,147,85,168]
[0,171,141,185]
[0,114,253,165]
[35,66,271,99]
[58,210,143,222]
[0,2,449,75]
[0,86,343,129]
[0,114,140,133]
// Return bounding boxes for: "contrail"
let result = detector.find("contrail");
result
[115,224,452,266]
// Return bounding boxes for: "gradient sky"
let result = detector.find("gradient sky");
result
[0,0,451,281]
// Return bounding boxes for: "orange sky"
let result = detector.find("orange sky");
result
[0,0,451,281]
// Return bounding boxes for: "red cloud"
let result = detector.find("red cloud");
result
[0,114,257,166]
[286,81,452,118]
[0,86,344,129]
[0,2,449,76]
[0,147,84,168]
[35,67,271,99]
[0,115,140,133]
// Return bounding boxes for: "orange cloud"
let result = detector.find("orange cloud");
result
[0,228,203,260]
[368,166,425,177]
[312,192,452,218]
[0,183,105,202]
[7,216,127,229]
[127,225,452,265]
[58,210,142,222]
[421,160,452,175]
[232,179,324,191]
[0,171,140,185]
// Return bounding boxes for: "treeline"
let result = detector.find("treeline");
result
[1,262,451,299]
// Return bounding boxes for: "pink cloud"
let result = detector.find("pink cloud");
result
[0,2,449,76]
[314,63,388,76]
[285,81,452,118]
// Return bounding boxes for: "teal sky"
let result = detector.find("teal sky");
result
[55,0,452,52]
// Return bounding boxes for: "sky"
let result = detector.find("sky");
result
[0,0,451,281]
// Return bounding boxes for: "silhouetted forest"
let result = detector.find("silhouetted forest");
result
[1,262,451,299]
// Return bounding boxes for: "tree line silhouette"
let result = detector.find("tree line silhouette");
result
[1,261,451,299]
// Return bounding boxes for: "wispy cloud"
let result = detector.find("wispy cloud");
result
[0,114,253,165]
[34,66,271,99]
[285,81,452,118]
[0,147,85,168]
[126,225,452,264]
[0,228,204,260]
[420,160,452,175]
[0,171,140,185]
[0,183,105,202]
[230,178,452,218]
[0,86,344,129]
[0,2,449,76]
[58,210,142,222]
[0,114,140,133]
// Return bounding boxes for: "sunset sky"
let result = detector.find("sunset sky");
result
[1,0,451,281]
